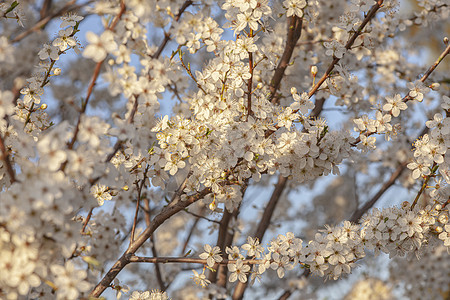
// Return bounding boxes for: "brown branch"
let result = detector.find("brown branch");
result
[66,1,126,151]
[39,0,52,20]
[129,256,265,265]
[269,16,303,104]
[130,183,142,242]
[247,44,254,118]
[81,207,94,233]
[278,291,292,300]
[216,206,241,288]
[208,209,233,284]
[349,162,406,222]
[232,175,288,300]
[152,0,193,59]
[90,184,208,297]
[150,235,167,291]
[308,0,384,99]
[0,133,17,183]
[350,126,429,222]
[11,0,91,43]
[352,43,450,146]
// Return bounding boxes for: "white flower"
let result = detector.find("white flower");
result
[60,13,84,28]
[234,11,259,33]
[242,237,264,258]
[407,80,429,102]
[199,244,223,267]
[78,116,110,148]
[358,134,376,152]
[83,30,117,62]
[383,94,407,117]
[53,27,77,51]
[50,261,91,300]
[0,36,14,62]
[284,0,307,17]
[291,91,314,114]
[0,90,14,118]
[324,40,346,58]
[90,184,112,206]
[228,259,251,282]
[130,291,151,300]
[20,85,44,105]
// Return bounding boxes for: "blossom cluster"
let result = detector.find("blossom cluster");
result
[0,0,449,299]
[196,202,449,287]
[407,96,450,199]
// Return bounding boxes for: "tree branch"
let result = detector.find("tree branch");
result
[90,184,209,297]
[308,0,385,99]
[350,126,428,222]
[12,0,92,43]
[232,175,288,300]
[269,16,303,104]
[0,133,17,183]
[66,0,126,151]
[152,0,193,59]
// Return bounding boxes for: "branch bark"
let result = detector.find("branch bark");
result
[308,0,385,99]
[269,16,303,104]
[232,175,288,300]
[90,184,209,297]
[0,133,16,183]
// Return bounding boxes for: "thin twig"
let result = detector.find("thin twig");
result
[411,162,438,209]
[150,235,167,291]
[11,0,91,43]
[352,43,450,146]
[152,0,193,59]
[129,256,273,265]
[183,209,221,224]
[81,207,94,233]
[181,217,200,255]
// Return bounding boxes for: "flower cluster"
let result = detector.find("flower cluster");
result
[407,96,449,201]
[0,1,449,299]
[195,202,449,287]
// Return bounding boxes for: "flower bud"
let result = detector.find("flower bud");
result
[209,200,216,211]
[40,103,47,110]
[429,83,440,91]
[435,226,443,234]
[290,87,297,94]
[444,37,449,45]
[53,68,61,75]
[310,65,318,76]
